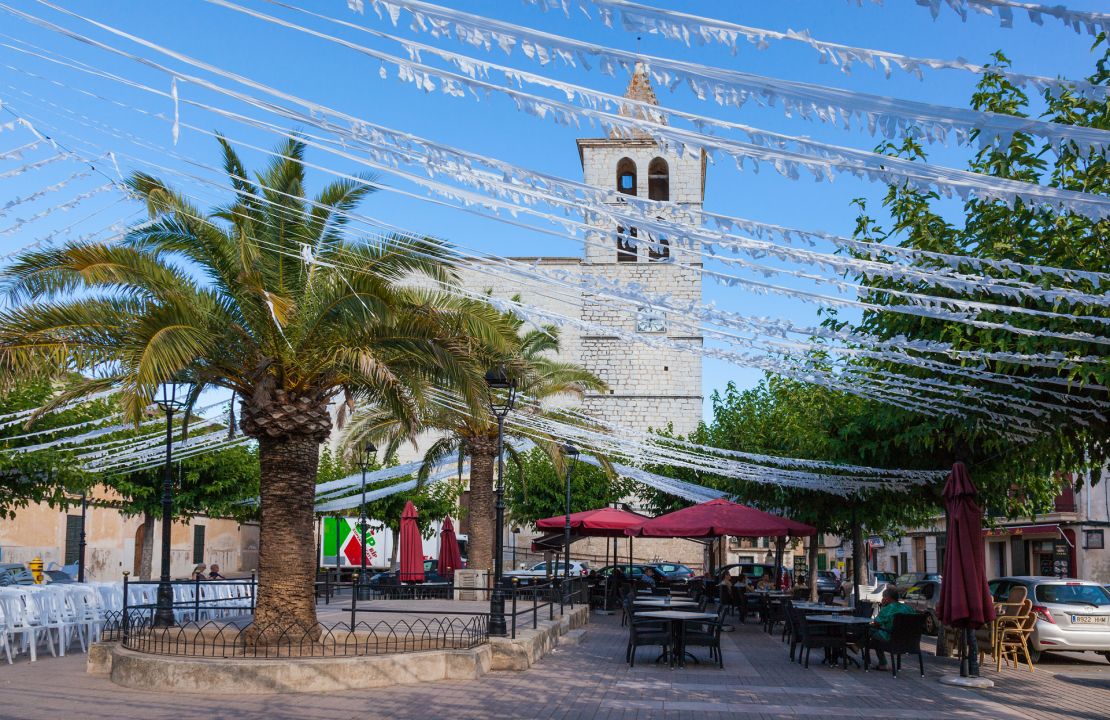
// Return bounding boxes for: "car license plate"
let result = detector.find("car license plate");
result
[1071,615,1109,624]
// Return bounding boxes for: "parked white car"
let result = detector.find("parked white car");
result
[989,577,1110,663]
[505,561,590,578]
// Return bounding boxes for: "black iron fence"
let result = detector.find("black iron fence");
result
[117,574,256,626]
[117,615,488,658]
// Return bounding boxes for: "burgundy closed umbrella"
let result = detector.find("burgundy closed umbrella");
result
[437,516,462,578]
[937,462,995,676]
[399,501,425,583]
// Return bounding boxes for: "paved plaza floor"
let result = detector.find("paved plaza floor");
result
[0,611,1107,719]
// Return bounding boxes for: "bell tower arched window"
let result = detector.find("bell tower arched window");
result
[616,157,637,196]
[648,157,669,201]
[616,225,638,262]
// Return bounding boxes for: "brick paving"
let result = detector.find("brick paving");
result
[0,611,1107,720]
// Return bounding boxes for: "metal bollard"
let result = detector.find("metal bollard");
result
[194,575,201,621]
[532,581,538,630]
[511,578,519,639]
[325,570,331,605]
[249,570,256,614]
[121,571,130,643]
[349,572,358,631]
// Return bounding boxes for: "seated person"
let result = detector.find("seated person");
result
[869,587,916,669]
[208,564,227,580]
[736,573,750,590]
[191,563,207,581]
[755,575,774,591]
[640,567,657,587]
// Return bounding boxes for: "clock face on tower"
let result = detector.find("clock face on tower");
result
[636,307,667,333]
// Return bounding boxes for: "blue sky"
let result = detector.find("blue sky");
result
[0,0,1104,421]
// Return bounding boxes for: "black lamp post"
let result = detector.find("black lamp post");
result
[77,490,88,583]
[485,366,517,637]
[153,377,195,627]
[356,440,377,601]
[561,444,580,589]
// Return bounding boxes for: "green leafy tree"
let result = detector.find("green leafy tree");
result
[504,446,633,528]
[0,377,104,518]
[0,137,513,638]
[841,41,1110,512]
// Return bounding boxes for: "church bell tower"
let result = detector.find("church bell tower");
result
[574,63,705,435]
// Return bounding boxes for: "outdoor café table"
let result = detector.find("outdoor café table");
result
[805,615,873,669]
[637,610,718,669]
[793,603,852,614]
[635,599,698,609]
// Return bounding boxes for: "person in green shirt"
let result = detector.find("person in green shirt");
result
[870,587,916,669]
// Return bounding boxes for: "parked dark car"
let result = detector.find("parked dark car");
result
[651,563,694,583]
[368,559,447,586]
[814,570,843,598]
[715,563,792,589]
[597,564,662,583]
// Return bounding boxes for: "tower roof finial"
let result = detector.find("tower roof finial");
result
[613,61,665,138]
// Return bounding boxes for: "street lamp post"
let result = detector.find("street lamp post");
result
[485,367,517,637]
[77,491,88,583]
[153,377,195,628]
[356,441,377,601]
[561,444,580,596]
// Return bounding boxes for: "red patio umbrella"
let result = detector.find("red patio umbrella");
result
[937,462,995,675]
[625,498,815,538]
[437,516,462,578]
[535,507,647,536]
[399,500,425,583]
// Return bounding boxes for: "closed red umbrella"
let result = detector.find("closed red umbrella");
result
[937,462,995,677]
[625,498,815,538]
[399,500,425,583]
[437,516,462,578]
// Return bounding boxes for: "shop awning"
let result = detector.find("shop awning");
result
[982,524,1072,546]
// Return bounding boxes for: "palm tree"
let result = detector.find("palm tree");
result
[0,137,514,638]
[345,315,607,573]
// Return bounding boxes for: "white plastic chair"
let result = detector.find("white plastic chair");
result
[0,598,13,664]
[67,585,105,645]
[0,590,55,662]
[28,587,78,655]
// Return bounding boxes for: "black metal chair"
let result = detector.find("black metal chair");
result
[627,618,672,667]
[854,600,875,618]
[683,602,727,668]
[730,586,749,622]
[780,599,796,644]
[764,598,787,636]
[870,612,927,678]
[797,615,842,669]
[787,606,809,662]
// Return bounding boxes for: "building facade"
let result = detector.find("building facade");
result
[0,489,259,582]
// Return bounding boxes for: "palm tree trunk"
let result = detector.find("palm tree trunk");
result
[251,433,322,641]
[466,438,497,574]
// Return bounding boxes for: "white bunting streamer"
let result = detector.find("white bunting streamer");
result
[522,0,1107,98]
[332,0,1110,153]
[17,1,1110,221]
[892,0,1110,37]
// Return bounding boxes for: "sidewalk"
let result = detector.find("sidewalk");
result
[0,612,1106,719]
